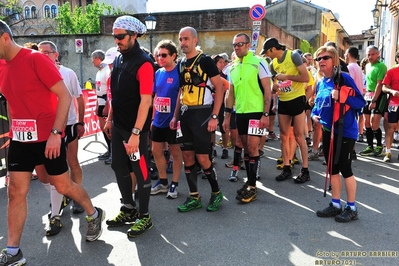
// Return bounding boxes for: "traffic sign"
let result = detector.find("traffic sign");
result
[75,38,83,53]
[249,4,266,21]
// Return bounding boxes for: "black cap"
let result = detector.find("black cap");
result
[260,38,280,55]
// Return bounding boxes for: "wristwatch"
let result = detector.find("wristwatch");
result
[131,127,141,136]
[211,114,218,119]
[51,129,62,135]
[263,112,269,117]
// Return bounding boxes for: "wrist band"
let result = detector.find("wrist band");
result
[225,107,233,113]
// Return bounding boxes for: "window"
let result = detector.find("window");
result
[44,5,50,18]
[24,6,30,19]
[367,41,374,46]
[358,44,363,50]
[51,5,57,18]
[31,6,37,18]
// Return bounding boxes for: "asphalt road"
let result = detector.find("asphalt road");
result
[0,130,398,266]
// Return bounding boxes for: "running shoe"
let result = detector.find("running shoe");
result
[86,207,105,242]
[166,184,178,199]
[374,146,384,157]
[383,152,391,163]
[276,156,283,164]
[357,134,364,142]
[106,206,137,227]
[316,203,342,217]
[275,170,292,181]
[236,187,257,203]
[292,154,300,164]
[177,196,202,212]
[46,216,62,236]
[308,151,319,161]
[72,201,85,214]
[127,215,153,238]
[267,132,278,140]
[229,170,238,182]
[359,146,374,156]
[335,205,358,223]
[237,182,249,195]
[221,149,229,159]
[207,191,223,211]
[225,159,234,168]
[150,180,169,195]
[294,171,310,184]
[0,248,26,266]
[306,137,312,147]
[258,149,265,158]
[317,145,324,156]
[98,151,110,160]
[166,159,173,173]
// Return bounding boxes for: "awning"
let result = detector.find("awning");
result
[389,0,399,17]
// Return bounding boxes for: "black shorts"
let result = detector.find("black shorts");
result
[97,105,106,117]
[363,93,387,115]
[177,106,212,154]
[387,105,399,123]
[230,112,237,129]
[151,125,178,144]
[65,124,79,145]
[236,112,263,136]
[278,96,306,116]
[8,140,68,176]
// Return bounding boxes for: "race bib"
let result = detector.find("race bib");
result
[12,119,38,142]
[388,103,399,112]
[154,97,171,113]
[128,150,141,162]
[278,80,293,93]
[247,119,266,136]
[176,121,183,138]
[364,91,375,102]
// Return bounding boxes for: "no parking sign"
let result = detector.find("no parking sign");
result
[75,39,83,53]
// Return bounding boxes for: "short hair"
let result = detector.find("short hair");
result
[91,50,105,60]
[24,42,38,51]
[234,33,250,43]
[303,53,312,58]
[155,39,179,60]
[366,45,379,53]
[0,20,13,41]
[314,45,339,67]
[324,41,337,49]
[38,41,58,52]
[347,46,359,60]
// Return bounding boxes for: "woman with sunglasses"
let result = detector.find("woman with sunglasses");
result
[311,46,366,223]
[149,40,183,199]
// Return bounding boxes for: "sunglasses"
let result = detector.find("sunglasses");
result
[112,33,129,40]
[232,42,249,48]
[315,56,332,62]
[157,53,169,58]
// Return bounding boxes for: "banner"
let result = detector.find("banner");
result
[81,89,102,137]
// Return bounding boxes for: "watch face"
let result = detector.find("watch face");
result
[212,114,218,119]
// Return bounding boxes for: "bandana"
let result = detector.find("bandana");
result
[112,15,146,35]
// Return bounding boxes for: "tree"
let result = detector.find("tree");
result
[55,2,125,34]
[0,0,23,26]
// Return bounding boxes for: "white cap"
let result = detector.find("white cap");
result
[102,47,120,64]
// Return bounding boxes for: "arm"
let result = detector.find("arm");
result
[276,63,310,83]
[222,84,235,133]
[259,77,271,129]
[46,80,72,159]
[170,90,181,130]
[76,95,85,137]
[208,74,224,131]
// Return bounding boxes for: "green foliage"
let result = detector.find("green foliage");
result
[0,0,23,24]
[300,39,312,54]
[55,2,126,34]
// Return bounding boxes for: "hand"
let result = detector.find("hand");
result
[275,73,287,81]
[77,124,85,139]
[331,90,339,101]
[207,118,218,132]
[104,121,112,139]
[260,115,269,129]
[169,117,177,130]
[272,84,280,94]
[126,134,140,155]
[45,134,61,159]
[312,115,320,123]
[368,102,376,111]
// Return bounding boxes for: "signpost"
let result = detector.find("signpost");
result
[249,4,266,52]
[75,39,84,92]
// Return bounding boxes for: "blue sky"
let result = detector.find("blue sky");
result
[147,0,376,35]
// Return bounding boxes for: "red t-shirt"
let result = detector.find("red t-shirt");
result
[383,66,399,104]
[1,48,63,142]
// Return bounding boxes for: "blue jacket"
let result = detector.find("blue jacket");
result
[311,72,366,140]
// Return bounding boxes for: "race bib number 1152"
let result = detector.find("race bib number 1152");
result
[248,119,266,136]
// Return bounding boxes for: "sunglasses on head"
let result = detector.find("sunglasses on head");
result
[112,33,130,40]
[157,53,169,58]
[315,55,332,62]
[232,42,249,48]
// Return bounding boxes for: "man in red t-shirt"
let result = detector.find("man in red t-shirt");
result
[382,65,399,162]
[0,20,105,265]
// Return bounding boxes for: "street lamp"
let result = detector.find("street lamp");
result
[371,1,388,60]
[144,14,157,54]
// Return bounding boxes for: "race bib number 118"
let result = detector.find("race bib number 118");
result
[12,119,38,142]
